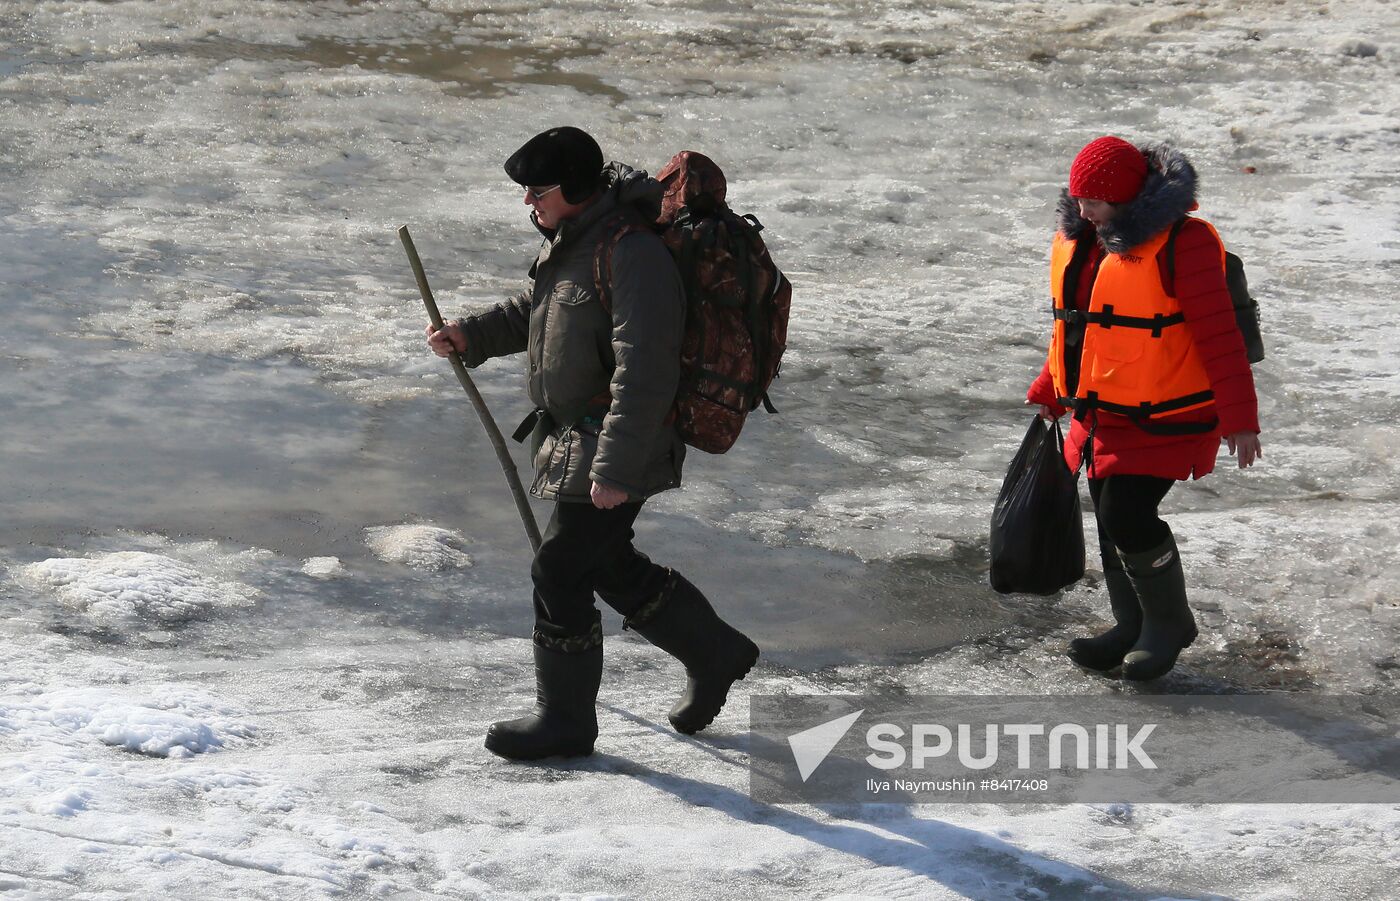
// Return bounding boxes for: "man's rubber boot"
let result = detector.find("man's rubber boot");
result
[625,571,759,735]
[1119,534,1198,681]
[484,633,602,761]
[1067,553,1142,672]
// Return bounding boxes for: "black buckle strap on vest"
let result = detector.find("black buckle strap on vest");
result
[1061,390,1220,435]
[1053,306,1184,336]
[1130,415,1219,436]
[1094,308,1179,338]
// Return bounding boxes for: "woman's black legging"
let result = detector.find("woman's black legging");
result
[1089,475,1174,556]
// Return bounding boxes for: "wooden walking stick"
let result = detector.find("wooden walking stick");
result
[398,225,542,554]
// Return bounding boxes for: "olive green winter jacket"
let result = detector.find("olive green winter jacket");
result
[459,163,687,502]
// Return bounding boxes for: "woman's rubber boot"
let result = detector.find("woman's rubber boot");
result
[484,627,602,761]
[1067,553,1142,672]
[1119,535,1198,682]
[624,570,759,735]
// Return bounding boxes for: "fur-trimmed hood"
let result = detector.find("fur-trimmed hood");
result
[1056,142,1198,254]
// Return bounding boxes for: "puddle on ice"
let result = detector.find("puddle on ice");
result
[183,34,628,102]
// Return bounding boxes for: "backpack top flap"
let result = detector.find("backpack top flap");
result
[657,151,727,225]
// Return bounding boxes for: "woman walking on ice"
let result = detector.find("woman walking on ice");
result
[1027,136,1263,681]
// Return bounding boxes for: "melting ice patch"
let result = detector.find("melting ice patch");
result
[364,525,473,571]
[27,787,91,818]
[303,556,346,578]
[86,702,231,758]
[17,550,259,625]
[2,686,255,759]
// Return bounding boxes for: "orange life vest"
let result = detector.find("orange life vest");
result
[1048,218,1225,420]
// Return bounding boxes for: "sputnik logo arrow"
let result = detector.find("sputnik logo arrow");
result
[787,709,864,782]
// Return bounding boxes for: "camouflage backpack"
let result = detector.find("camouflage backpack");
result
[594,151,792,454]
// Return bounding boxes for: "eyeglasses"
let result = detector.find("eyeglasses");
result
[525,184,561,202]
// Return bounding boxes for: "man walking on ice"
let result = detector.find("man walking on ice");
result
[426,126,759,761]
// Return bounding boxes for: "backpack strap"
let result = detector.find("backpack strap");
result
[592,212,653,313]
[589,211,674,425]
[1163,216,1188,297]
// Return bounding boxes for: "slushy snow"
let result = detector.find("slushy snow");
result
[364,525,473,570]
[302,556,345,578]
[18,552,258,625]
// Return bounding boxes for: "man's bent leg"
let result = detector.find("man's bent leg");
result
[622,570,759,736]
[583,509,758,736]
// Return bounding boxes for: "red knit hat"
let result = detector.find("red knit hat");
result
[1068,136,1148,203]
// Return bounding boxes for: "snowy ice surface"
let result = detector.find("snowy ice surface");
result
[365,524,474,571]
[2,0,1400,898]
[18,551,258,626]
[3,549,1399,899]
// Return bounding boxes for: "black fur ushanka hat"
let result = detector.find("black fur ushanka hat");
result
[504,126,604,203]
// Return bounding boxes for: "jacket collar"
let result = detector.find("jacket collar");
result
[1055,142,1199,254]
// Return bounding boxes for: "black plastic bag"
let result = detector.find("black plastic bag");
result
[989,417,1085,595]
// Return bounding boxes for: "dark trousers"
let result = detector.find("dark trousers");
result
[1088,475,1174,557]
[530,500,671,642]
